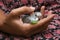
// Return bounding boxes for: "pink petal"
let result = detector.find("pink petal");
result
[56,30,60,34]
[44,33,53,38]
[48,25,56,29]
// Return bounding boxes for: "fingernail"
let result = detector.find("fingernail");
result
[41,6,45,9]
[30,7,35,10]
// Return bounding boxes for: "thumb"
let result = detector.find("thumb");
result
[8,6,35,18]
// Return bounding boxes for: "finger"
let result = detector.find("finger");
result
[47,10,53,16]
[39,12,55,31]
[40,6,45,18]
[9,6,35,17]
[37,14,56,26]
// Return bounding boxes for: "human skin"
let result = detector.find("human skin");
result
[0,6,56,37]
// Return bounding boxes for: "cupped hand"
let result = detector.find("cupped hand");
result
[0,6,56,37]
